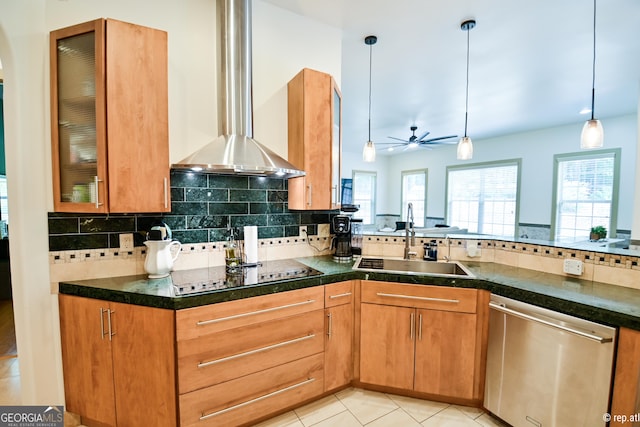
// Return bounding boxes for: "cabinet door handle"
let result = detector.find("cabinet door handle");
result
[200,377,316,421]
[163,177,169,209]
[94,176,103,209]
[327,313,332,338]
[99,308,106,340]
[418,313,423,341]
[307,184,312,206]
[196,299,316,326]
[410,312,415,340]
[198,334,316,368]
[376,292,459,304]
[329,292,352,299]
[107,309,115,340]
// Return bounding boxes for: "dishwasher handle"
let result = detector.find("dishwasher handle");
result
[489,301,613,344]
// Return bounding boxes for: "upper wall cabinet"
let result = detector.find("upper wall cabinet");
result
[50,18,170,213]
[288,68,341,211]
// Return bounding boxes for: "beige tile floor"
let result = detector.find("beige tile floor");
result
[254,388,508,427]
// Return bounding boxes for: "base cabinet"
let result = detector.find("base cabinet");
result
[359,281,487,402]
[324,281,355,391]
[176,286,326,426]
[611,327,640,427]
[58,294,177,427]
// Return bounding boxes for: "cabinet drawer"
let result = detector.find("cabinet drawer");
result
[177,287,324,340]
[178,309,324,394]
[325,281,354,308]
[179,353,324,427]
[361,281,477,313]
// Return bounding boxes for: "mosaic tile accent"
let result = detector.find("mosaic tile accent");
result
[47,171,338,251]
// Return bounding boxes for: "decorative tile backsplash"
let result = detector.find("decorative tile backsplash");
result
[48,171,337,251]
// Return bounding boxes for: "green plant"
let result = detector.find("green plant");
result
[590,225,607,240]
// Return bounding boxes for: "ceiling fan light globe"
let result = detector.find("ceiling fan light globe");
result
[580,119,604,149]
[457,136,473,160]
[363,140,376,162]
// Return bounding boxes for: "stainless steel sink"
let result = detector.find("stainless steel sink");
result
[353,257,474,278]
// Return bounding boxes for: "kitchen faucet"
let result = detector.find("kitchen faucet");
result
[404,203,417,259]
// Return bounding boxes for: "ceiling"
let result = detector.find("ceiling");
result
[263,0,640,156]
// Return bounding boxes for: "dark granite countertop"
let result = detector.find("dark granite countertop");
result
[58,255,640,330]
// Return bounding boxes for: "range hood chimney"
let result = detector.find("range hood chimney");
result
[172,0,304,178]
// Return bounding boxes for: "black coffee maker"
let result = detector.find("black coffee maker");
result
[332,215,353,262]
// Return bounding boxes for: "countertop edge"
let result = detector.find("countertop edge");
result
[58,258,640,331]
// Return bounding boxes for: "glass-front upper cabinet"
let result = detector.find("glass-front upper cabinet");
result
[50,19,170,213]
[331,80,342,209]
[51,21,105,212]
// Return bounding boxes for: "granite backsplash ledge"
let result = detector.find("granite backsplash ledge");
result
[48,171,338,251]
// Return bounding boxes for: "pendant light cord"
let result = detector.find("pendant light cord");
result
[590,0,597,121]
[464,25,470,138]
[368,42,373,141]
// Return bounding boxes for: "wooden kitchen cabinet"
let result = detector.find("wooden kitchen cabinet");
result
[58,294,177,427]
[50,18,170,213]
[176,286,325,426]
[611,327,640,427]
[359,280,487,403]
[288,68,342,210]
[324,281,355,391]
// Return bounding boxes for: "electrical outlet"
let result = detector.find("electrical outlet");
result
[563,258,583,275]
[119,233,134,250]
[299,226,307,236]
[318,224,330,236]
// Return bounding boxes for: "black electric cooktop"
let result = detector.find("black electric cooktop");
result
[170,259,323,296]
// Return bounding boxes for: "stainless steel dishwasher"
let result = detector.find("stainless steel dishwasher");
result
[484,295,616,427]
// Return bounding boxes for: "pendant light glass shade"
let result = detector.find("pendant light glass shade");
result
[457,136,473,160]
[363,140,376,162]
[581,119,604,149]
[581,0,603,149]
[457,20,476,160]
[363,35,377,162]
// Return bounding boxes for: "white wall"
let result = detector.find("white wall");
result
[0,0,341,405]
[377,114,637,229]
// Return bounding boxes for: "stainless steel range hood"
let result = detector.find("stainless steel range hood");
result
[172,0,304,178]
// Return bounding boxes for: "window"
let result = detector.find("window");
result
[446,160,520,237]
[551,149,620,242]
[401,169,427,227]
[352,170,376,225]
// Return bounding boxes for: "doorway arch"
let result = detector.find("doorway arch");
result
[0,9,66,405]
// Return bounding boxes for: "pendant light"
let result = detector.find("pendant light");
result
[457,20,476,160]
[581,0,604,149]
[363,35,377,162]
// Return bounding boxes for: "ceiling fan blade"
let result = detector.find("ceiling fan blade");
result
[420,135,458,144]
[387,136,410,143]
[415,130,430,141]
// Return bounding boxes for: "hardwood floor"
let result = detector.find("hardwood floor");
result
[0,299,19,405]
[0,300,17,357]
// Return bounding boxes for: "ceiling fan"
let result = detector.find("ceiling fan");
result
[379,126,458,151]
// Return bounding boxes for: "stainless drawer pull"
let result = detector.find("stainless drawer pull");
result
[99,308,106,340]
[327,313,333,338]
[489,302,613,343]
[107,309,115,340]
[196,299,316,326]
[200,377,316,420]
[198,334,316,368]
[376,292,459,304]
[329,292,352,299]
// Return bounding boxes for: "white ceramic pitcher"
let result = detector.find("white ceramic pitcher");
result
[144,240,182,278]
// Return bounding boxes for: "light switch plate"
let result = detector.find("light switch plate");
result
[563,258,583,275]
